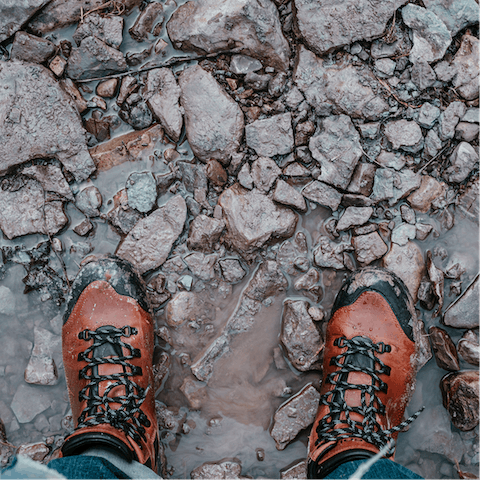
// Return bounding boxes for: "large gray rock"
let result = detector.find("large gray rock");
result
[444,142,478,184]
[352,232,388,265]
[10,31,56,63]
[451,35,479,101]
[72,13,124,48]
[293,0,407,55]
[245,113,294,157]
[402,4,451,64]
[219,184,298,256]
[187,215,225,252]
[166,0,290,71]
[294,45,389,119]
[384,119,424,153]
[0,0,51,42]
[309,115,362,189]
[67,36,127,81]
[116,195,187,274]
[144,68,183,143]
[424,0,479,36]
[302,181,342,211]
[179,65,244,164]
[443,275,479,329]
[0,61,95,181]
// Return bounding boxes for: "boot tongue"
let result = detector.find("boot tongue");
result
[344,336,375,371]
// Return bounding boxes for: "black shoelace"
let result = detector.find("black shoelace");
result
[76,325,151,444]
[316,336,424,456]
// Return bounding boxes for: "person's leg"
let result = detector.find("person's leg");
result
[325,459,423,479]
[307,267,424,479]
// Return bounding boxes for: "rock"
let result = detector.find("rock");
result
[358,123,380,140]
[206,159,227,187]
[89,124,164,172]
[284,87,305,110]
[407,175,446,213]
[375,58,396,77]
[120,94,153,131]
[462,108,479,124]
[424,129,443,157]
[144,68,183,142]
[179,65,244,164]
[370,24,412,59]
[73,218,94,236]
[281,460,307,479]
[166,0,290,71]
[457,177,479,223]
[245,113,294,157]
[429,326,460,371]
[293,45,389,119]
[309,115,362,189]
[10,31,56,63]
[423,0,479,37]
[313,236,352,270]
[0,61,95,181]
[11,384,52,423]
[384,119,424,153]
[284,162,311,179]
[443,275,479,329]
[302,181,342,211]
[281,300,323,372]
[292,0,407,55]
[458,331,479,366]
[16,442,50,462]
[418,278,435,310]
[441,370,479,431]
[238,163,253,190]
[75,186,102,217]
[249,157,280,193]
[391,223,416,246]
[22,163,73,201]
[129,2,164,42]
[245,72,271,91]
[49,55,67,77]
[0,287,15,316]
[60,78,89,114]
[230,55,263,74]
[126,172,157,213]
[219,184,298,257]
[67,36,127,81]
[273,180,307,212]
[417,102,441,129]
[295,121,316,146]
[219,258,246,284]
[0,176,67,240]
[166,291,197,327]
[269,72,288,97]
[97,78,118,98]
[337,207,373,231]
[382,241,425,302]
[116,195,187,274]
[191,460,244,480]
[456,122,479,142]
[444,142,478,184]
[352,232,388,266]
[410,61,436,90]
[117,76,138,106]
[270,383,320,450]
[376,152,406,171]
[347,163,376,196]
[438,101,467,141]
[73,13,124,48]
[187,215,225,252]
[0,0,50,42]
[184,252,217,281]
[402,4,451,64]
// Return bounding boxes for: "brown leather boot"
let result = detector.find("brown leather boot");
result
[61,256,159,472]
[308,267,424,478]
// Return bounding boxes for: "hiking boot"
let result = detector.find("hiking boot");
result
[308,267,423,478]
[61,256,159,472]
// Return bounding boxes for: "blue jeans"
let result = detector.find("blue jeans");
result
[2,455,422,479]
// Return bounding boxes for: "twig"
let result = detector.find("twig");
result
[0,440,17,450]
[80,6,84,23]
[360,146,383,168]
[417,144,449,173]
[376,76,422,109]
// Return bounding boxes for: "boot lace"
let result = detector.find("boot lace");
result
[316,336,424,456]
[76,325,150,444]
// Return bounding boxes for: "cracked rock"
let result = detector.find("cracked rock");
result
[273,180,307,213]
[391,223,416,246]
[407,175,446,213]
[443,275,479,329]
[184,252,218,281]
[246,113,294,157]
[75,186,102,217]
[417,102,441,129]
[347,163,376,196]
[438,101,467,141]
[424,0,479,37]
[313,236,352,270]
[179,65,244,164]
[352,232,388,266]
[166,0,290,71]
[73,13,124,49]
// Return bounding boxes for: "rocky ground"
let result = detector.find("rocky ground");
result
[0,0,478,478]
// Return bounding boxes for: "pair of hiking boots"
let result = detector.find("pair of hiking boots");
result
[60,256,422,477]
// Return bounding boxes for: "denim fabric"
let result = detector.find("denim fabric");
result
[325,459,423,479]
[48,456,129,479]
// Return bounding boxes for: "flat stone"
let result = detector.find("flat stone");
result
[424,0,479,36]
[281,300,323,372]
[0,177,67,240]
[443,275,479,329]
[347,163,376,196]
[245,113,294,157]
[292,0,407,55]
[144,68,183,143]
[179,65,244,164]
[382,241,425,302]
[457,330,479,366]
[438,101,467,141]
[270,384,320,450]
[166,0,290,71]
[337,207,373,231]
[352,232,388,266]
[402,4,451,64]
[384,119,424,153]
[187,215,225,252]
[184,252,218,281]
[294,46,389,119]
[10,31,56,63]
[273,179,307,212]
[451,35,479,101]
[11,384,52,423]
[391,223,417,246]
[411,61,436,90]
[418,102,441,129]
[129,2,164,42]
[0,0,50,42]
[444,142,478,184]
[166,291,197,327]
[0,61,95,181]
[251,157,281,193]
[116,195,187,274]
[191,460,244,480]
[284,162,311,178]
[230,55,263,74]
[75,186,102,217]
[126,171,157,213]
[67,36,127,81]
[218,184,298,257]
[219,258,246,284]
[375,58,396,77]
[313,236,352,270]
[73,13,124,48]
[302,181,342,211]
[429,326,460,371]
[377,151,407,171]
[407,175,446,213]
[441,370,479,431]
